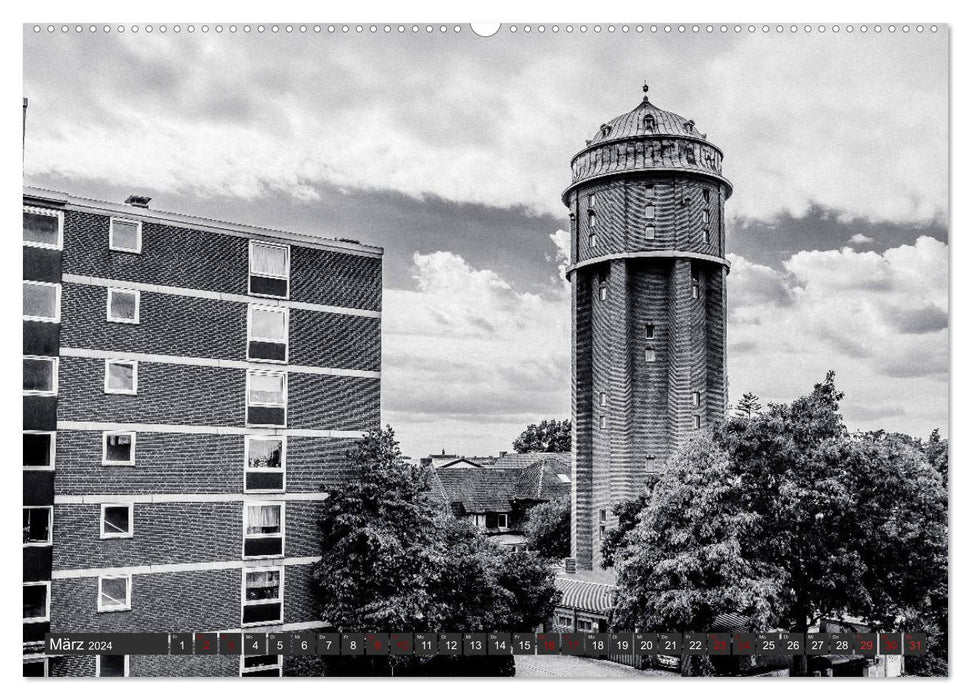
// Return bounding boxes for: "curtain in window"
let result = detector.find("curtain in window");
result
[247,505,281,534]
[251,243,288,277]
[251,308,286,341]
[249,373,284,405]
[246,570,280,600]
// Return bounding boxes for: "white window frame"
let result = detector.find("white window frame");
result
[599,415,607,429]
[109,217,143,254]
[23,506,53,547]
[242,502,286,560]
[589,193,596,207]
[100,503,134,539]
[23,205,64,250]
[248,240,291,298]
[692,391,702,407]
[588,232,598,248]
[23,657,49,677]
[244,435,287,494]
[646,456,658,471]
[693,415,702,430]
[97,574,132,612]
[599,391,607,407]
[496,513,508,530]
[240,565,285,627]
[23,430,56,471]
[645,204,656,219]
[246,369,288,422]
[23,281,61,323]
[106,288,140,324]
[102,431,136,466]
[23,581,51,623]
[598,279,607,302]
[96,654,130,678]
[23,355,58,396]
[645,224,656,240]
[645,348,657,363]
[104,359,138,395]
[240,654,282,677]
[246,305,289,363]
[588,211,597,228]
[645,324,655,340]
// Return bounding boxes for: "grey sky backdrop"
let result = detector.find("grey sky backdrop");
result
[23,25,949,458]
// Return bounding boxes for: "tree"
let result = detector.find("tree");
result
[734,392,762,418]
[606,373,948,676]
[313,426,561,676]
[523,498,571,560]
[513,419,572,453]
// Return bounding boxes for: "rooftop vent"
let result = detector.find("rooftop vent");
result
[125,194,152,209]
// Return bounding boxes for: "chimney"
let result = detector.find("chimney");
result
[125,194,152,209]
[499,451,507,458]
[564,557,577,574]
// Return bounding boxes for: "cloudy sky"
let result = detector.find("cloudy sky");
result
[23,25,949,458]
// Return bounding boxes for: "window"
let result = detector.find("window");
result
[23,281,60,322]
[22,658,49,677]
[599,391,607,407]
[588,232,598,248]
[107,288,140,323]
[577,619,594,632]
[704,227,711,244]
[23,206,63,249]
[98,575,132,612]
[646,456,658,471]
[692,391,702,407]
[645,184,655,199]
[109,218,142,253]
[644,204,656,219]
[645,224,656,240]
[645,348,657,363]
[686,144,697,165]
[645,324,655,340]
[702,210,711,224]
[245,436,285,493]
[589,193,597,207]
[23,356,57,396]
[242,567,283,625]
[588,211,597,228]
[599,508,607,523]
[703,189,711,204]
[23,507,52,546]
[598,277,607,301]
[249,240,290,298]
[241,655,282,677]
[485,512,507,529]
[24,431,55,470]
[101,504,133,539]
[23,582,50,622]
[96,655,129,678]
[557,615,572,628]
[243,503,284,558]
[691,271,701,300]
[693,415,702,430]
[599,416,607,429]
[599,525,606,539]
[104,360,137,395]
[247,306,289,362]
[246,370,287,427]
[102,432,136,466]
[643,114,656,132]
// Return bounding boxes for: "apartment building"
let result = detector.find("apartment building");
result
[22,187,382,676]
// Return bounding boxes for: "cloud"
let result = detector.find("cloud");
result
[728,236,948,437]
[383,249,571,457]
[23,28,947,225]
[849,233,875,245]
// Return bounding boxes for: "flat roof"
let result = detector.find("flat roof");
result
[23,185,383,258]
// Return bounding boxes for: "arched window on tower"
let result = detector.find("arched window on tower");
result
[645,183,656,199]
[643,114,656,132]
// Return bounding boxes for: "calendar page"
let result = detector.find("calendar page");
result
[21,10,949,684]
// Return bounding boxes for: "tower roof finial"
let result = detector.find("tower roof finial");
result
[642,81,650,101]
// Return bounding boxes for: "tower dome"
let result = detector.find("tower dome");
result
[563,84,732,204]
[565,85,731,571]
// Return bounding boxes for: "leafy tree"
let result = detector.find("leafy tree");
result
[523,498,571,561]
[513,418,572,453]
[313,427,560,676]
[606,373,948,676]
[734,391,762,418]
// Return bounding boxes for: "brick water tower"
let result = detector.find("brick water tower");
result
[564,85,732,571]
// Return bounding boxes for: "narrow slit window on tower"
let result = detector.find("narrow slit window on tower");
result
[704,228,711,244]
[599,415,606,429]
[598,277,607,301]
[599,509,607,523]
[692,391,701,407]
[645,224,656,240]
[599,391,607,407]
[643,114,656,132]
[644,204,656,219]
[645,347,657,363]
[589,232,598,248]
[691,271,701,299]
[702,210,711,224]
[645,184,655,199]
[703,189,711,204]
[646,456,657,471]
[599,526,606,539]
[589,193,596,207]
[645,324,655,340]
[588,211,597,228]
[693,415,702,430]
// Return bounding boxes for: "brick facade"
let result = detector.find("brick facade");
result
[564,97,732,571]
[24,188,382,676]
